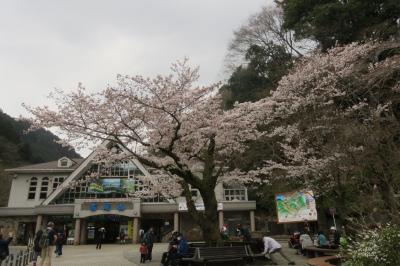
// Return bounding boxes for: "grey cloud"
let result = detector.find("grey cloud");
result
[0,0,271,117]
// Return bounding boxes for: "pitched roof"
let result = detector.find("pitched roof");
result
[5,158,85,173]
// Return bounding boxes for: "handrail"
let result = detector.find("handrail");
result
[2,247,35,266]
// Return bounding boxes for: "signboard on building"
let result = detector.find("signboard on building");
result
[275,190,317,223]
[88,178,136,194]
[178,202,223,211]
[74,198,141,218]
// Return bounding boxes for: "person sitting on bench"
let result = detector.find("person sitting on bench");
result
[161,232,179,266]
[262,236,295,265]
[169,233,189,266]
[317,231,330,248]
[299,231,313,256]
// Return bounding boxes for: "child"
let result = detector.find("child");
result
[139,242,148,263]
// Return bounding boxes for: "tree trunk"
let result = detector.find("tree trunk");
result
[180,180,222,246]
[377,175,399,223]
[199,187,222,246]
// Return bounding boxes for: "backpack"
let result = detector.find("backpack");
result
[39,229,49,249]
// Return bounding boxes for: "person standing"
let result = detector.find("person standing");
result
[0,232,13,265]
[96,227,106,250]
[32,230,43,266]
[55,230,65,257]
[220,224,229,240]
[40,222,57,266]
[262,236,295,265]
[119,229,126,244]
[329,227,341,248]
[139,242,148,263]
[143,227,155,261]
[236,224,252,242]
[139,228,145,242]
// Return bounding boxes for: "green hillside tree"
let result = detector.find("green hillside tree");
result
[280,0,400,50]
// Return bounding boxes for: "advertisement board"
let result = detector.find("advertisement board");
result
[88,178,135,194]
[275,190,317,223]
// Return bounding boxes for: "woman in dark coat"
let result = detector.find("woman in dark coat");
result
[32,230,43,266]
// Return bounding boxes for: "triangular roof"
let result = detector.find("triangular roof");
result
[5,158,84,173]
[41,139,153,206]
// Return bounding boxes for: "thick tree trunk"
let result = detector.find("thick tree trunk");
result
[199,187,222,246]
[180,180,222,246]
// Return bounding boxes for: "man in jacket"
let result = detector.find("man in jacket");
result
[262,236,295,265]
[143,227,155,261]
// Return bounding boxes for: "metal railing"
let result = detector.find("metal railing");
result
[1,249,35,266]
[1,239,35,266]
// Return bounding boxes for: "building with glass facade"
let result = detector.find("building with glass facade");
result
[0,140,256,245]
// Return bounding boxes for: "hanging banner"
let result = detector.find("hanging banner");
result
[127,221,133,239]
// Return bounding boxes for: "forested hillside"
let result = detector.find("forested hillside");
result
[0,109,81,206]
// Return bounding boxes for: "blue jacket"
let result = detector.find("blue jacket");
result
[177,238,189,255]
[0,237,12,258]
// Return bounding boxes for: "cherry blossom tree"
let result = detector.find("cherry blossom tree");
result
[238,41,400,224]
[24,59,262,243]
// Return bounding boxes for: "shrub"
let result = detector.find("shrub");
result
[345,224,400,266]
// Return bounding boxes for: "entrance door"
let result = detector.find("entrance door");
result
[86,215,128,244]
[141,219,172,242]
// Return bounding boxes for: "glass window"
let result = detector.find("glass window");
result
[28,177,37,200]
[52,177,64,191]
[60,159,68,167]
[224,189,247,201]
[39,177,49,199]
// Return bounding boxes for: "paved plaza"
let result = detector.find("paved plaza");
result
[39,242,308,266]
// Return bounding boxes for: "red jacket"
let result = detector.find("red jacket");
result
[140,245,148,254]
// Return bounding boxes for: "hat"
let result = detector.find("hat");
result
[330,226,336,230]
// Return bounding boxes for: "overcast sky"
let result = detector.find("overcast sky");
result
[0,0,272,118]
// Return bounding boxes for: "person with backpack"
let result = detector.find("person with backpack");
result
[32,230,43,266]
[0,232,13,265]
[40,221,57,266]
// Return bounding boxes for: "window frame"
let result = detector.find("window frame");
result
[27,177,38,200]
[39,177,49,199]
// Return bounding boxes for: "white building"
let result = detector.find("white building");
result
[0,140,256,244]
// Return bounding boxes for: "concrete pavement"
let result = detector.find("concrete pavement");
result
[36,242,309,266]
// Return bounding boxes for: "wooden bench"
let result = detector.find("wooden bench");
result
[245,244,265,260]
[307,255,339,266]
[183,245,249,266]
[303,246,339,258]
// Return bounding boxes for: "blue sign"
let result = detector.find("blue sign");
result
[89,202,97,212]
[103,202,111,211]
[116,203,125,212]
